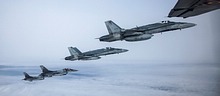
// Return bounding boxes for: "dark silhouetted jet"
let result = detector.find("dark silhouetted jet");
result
[168,0,220,18]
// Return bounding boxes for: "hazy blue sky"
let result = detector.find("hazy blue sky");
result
[0,0,219,65]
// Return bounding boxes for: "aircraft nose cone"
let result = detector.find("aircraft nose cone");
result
[70,69,78,72]
[189,23,196,27]
[66,68,78,72]
[186,23,196,28]
[73,69,78,72]
[122,49,128,52]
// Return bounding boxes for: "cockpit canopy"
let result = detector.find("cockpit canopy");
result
[161,21,174,24]
[106,47,112,50]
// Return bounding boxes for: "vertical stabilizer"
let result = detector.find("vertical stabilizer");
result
[105,20,122,34]
[23,72,31,78]
[40,65,50,73]
[68,47,82,57]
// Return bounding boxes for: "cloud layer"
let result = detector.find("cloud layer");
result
[0,63,219,96]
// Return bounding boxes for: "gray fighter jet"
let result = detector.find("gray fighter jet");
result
[65,47,128,61]
[99,20,196,42]
[39,65,78,77]
[23,72,44,82]
[168,0,220,18]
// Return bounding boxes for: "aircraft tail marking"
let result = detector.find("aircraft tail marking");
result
[105,20,122,34]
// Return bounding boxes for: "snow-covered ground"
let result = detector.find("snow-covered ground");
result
[0,63,219,96]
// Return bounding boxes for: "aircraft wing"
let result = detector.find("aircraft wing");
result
[168,0,220,18]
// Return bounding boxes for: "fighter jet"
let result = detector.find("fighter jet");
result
[168,0,220,18]
[23,72,44,82]
[39,65,78,77]
[99,20,196,42]
[65,47,128,61]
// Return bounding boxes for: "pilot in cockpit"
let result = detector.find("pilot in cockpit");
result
[161,21,171,23]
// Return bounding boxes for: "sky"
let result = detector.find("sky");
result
[0,0,219,65]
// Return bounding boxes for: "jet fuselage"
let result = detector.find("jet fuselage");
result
[99,21,196,42]
[65,47,128,61]
[39,65,78,77]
